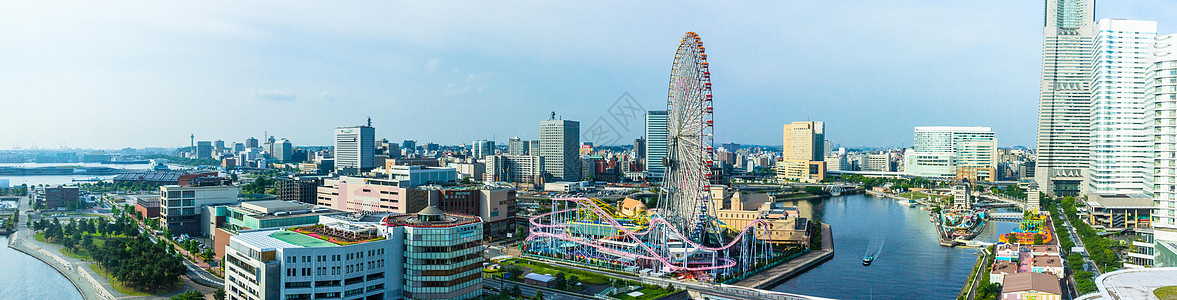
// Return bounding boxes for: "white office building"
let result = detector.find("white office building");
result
[335,126,376,173]
[1036,0,1096,196]
[539,119,579,182]
[1148,34,1177,268]
[905,126,997,181]
[224,207,482,300]
[1087,19,1157,196]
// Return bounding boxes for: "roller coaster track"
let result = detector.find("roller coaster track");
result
[527,197,773,272]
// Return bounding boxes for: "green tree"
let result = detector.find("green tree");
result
[1033,233,1044,245]
[214,288,226,300]
[170,290,204,300]
[553,272,567,290]
[534,290,544,300]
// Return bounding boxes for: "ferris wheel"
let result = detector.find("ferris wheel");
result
[658,32,716,243]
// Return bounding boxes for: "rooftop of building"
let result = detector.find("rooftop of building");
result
[991,261,1018,275]
[1031,245,1059,253]
[230,200,347,220]
[1087,193,1154,208]
[1001,272,1061,295]
[1032,255,1062,267]
[382,206,480,228]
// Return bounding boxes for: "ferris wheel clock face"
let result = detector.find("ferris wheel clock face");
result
[659,32,716,241]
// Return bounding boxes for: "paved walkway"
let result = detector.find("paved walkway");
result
[732,223,834,289]
[9,196,206,299]
[1075,267,1177,299]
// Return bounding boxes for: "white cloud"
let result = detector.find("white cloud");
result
[251,88,296,102]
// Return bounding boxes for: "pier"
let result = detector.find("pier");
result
[732,223,834,289]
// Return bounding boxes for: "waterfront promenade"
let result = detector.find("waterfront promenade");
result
[732,223,834,289]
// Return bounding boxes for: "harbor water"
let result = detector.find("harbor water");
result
[0,236,84,299]
[770,193,1017,299]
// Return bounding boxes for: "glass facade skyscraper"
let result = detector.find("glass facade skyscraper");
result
[1036,0,1095,196]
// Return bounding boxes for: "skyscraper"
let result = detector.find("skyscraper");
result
[540,119,580,182]
[1036,0,1095,196]
[645,110,669,179]
[527,140,540,156]
[1087,19,1156,196]
[335,125,375,173]
[275,138,293,162]
[245,137,259,149]
[1148,34,1177,268]
[196,141,213,159]
[472,140,495,159]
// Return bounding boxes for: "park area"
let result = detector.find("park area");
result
[485,257,676,300]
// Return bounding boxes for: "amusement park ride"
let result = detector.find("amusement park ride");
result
[521,32,785,282]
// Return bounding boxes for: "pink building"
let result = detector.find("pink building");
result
[315,176,429,213]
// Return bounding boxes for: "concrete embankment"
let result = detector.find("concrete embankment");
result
[732,223,835,289]
[7,231,115,300]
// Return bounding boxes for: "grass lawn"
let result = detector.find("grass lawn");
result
[614,287,671,300]
[1156,286,1177,300]
[90,264,181,296]
[501,258,611,285]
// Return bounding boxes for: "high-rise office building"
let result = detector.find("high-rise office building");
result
[275,138,293,162]
[1036,0,1096,196]
[472,140,495,159]
[232,142,245,153]
[335,125,375,173]
[485,155,545,186]
[905,126,997,182]
[214,140,226,152]
[401,140,417,155]
[1086,19,1156,196]
[245,137,259,149]
[196,141,214,159]
[1148,34,1177,268]
[645,111,669,179]
[775,121,825,182]
[540,119,580,182]
[634,137,646,160]
[508,137,526,156]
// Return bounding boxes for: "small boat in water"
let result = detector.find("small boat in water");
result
[863,255,874,266]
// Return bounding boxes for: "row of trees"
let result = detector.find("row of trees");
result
[989,185,1027,200]
[96,235,187,290]
[1042,196,1108,294]
[0,184,29,196]
[78,181,163,193]
[829,174,945,191]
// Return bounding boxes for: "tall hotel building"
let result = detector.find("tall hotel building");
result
[335,125,376,174]
[1035,0,1096,196]
[775,121,825,183]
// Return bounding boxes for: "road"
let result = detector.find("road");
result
[484,276,597,300]
[515,256,828,300]
[1056,206,1098,299]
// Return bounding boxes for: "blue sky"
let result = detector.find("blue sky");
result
[2,1,1176,149]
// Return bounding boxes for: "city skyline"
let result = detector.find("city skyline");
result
[3,1,1177,150]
